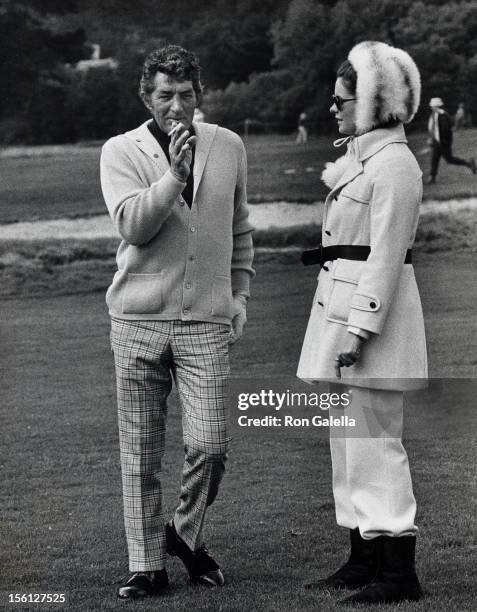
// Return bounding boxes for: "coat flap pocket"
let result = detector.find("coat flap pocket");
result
[340,177,372,204]
[351,292,381,312]
[332,258,364,284]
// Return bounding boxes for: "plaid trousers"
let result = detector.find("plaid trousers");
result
[110,318,230,571]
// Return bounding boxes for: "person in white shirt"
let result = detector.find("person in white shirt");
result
[426,97,475,184]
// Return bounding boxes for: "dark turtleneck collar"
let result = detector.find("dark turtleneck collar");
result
[148,119,195,156]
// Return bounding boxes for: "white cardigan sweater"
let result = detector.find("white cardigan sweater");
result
[100,120,254,323]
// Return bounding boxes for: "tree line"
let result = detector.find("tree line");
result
[1,0,476,143]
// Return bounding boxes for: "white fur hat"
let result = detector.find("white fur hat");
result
[347,41,421,135]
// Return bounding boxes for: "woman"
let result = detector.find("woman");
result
[297,41,427,604]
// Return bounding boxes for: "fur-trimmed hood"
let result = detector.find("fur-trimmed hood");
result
[348,41,421,135]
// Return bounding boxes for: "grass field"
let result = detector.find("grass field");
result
[1,129,477,223]
[1,257,476,612]
[1,130,476,610]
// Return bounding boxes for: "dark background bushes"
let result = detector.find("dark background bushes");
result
[2,0,476,143]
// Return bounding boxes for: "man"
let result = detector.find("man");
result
[100,45,254,599]
[454,102,465,129]
[296,111,308,144]
[426,96,475,184]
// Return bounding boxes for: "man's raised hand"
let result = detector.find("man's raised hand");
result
[169,122,197,182]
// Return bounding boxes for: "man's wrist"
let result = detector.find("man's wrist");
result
[233,292,249,306]
[169,167,187,184]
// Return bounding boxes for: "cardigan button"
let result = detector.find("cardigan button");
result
[153,153,159,158]
[185,282,192,289]
[325,230,331,236]
[370,302,377,309]
[190,226,196,233]
[183,307,190,314]
[179,200,185,206]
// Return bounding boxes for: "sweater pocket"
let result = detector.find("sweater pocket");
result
[211,274,233,318]
[122,272,164,314]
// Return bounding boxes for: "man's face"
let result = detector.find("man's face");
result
[147,72,197,133]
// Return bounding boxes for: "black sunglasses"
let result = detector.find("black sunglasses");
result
[331,94,356,111]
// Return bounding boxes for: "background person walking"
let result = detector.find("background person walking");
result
[454,102,466,129]
[427,97,475,184]
[296,112,308,144]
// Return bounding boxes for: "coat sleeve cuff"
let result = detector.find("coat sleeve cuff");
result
[347,308,384,334]
[347,326,372,340]
[347,291,384,334]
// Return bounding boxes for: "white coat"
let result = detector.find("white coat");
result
[297,124,428,391]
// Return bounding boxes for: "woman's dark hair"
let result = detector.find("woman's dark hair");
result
[139,45,203,104]
[337,59,357,95]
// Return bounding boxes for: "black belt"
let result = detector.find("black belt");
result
[301,245,412,266]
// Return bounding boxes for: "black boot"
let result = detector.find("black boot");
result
[341,536,422,604]
[305,528,378,590]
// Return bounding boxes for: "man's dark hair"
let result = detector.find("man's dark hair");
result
[139,44,203,104]
[337,59,357,94]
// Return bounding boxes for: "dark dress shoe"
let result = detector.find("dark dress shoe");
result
[117,569,169,599]
[165,520,225,586]
[341,536,422,604]
[305,528,378,590]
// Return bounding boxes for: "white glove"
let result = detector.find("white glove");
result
[229,294,248,345]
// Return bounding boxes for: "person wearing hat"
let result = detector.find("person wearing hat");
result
[297,41,427,604]
[427,96,475,183]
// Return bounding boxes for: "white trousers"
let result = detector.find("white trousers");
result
[329,385,417,539]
